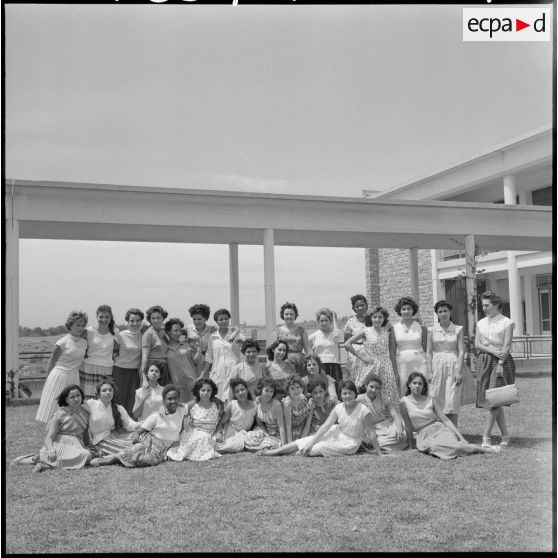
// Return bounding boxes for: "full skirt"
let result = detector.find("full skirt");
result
[295,425,360,456]
[38,434,91,469]
[475,353,516,410]
[416,421,482,460]
[35,368,80,423]
[166,428,221,461]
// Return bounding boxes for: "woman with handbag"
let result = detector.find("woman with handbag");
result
[474,291,516,449]
[426,300,465,427]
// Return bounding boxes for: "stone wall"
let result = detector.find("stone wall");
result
[365,248,435,327]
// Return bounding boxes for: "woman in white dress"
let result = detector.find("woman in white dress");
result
[474,291,515,448]
[186,304,217,377]
[260,380,382,457]
[80,305,118,398]
[426,300,465,427]
[308,307,344,384]
[393,296,427,395]
[343,294,370,383]
[213,378,258,453]
[202,308,244,401]
[36,311,89,423]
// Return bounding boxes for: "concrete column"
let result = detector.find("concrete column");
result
[464,234,476,343]
[228,243,239,327]
[409,248,419,303]
[5,215,20,374]
[523,274,535,335]
[503,174,523,332]
[430,249,444,303]
[263,229,276,345]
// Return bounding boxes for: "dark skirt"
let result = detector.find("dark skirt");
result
[323,363,343,384]
[475,353,516,410]
[112,366,139,415]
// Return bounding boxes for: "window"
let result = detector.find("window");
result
[531,186,552,206]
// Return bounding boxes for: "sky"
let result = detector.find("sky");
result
[5,3,553,328]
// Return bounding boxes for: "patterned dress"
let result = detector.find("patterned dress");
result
[166,402,222,461]
[282,395,310,440]
[277,326,306,375]
[356,393,407,452]
[355,327,400,407]
[37,406,92,469]
[308,398,336,434]
[475,314,516,410]
[429,323,463,414]
[343,316,368,383]
[245,400,284,451]
[393,321,427,394]
[215,400,258,453]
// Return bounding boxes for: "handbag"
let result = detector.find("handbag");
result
[485,375,520,407]
[460,366,477,406]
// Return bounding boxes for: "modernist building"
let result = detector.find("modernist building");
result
[363,126,553,336]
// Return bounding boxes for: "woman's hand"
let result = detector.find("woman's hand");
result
[307,398,316,410]
[496,350,508,361]
[300,444,312,456]
[46,447,56,461]
[495,364,504,377]
[361,356,376,365]
[455,373,463,386]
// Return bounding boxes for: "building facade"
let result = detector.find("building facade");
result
[364,127,553,334]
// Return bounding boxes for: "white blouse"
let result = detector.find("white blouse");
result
[476,314,514,350]
[84,326,116,367]
[141,405,188,443]
[85,399,138,445]
[308,329,344,364]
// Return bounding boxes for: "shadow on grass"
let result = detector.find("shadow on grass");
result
[464,434,553,448]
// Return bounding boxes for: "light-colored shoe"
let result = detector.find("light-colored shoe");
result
[500,436,511,447]
[481,437,491,448]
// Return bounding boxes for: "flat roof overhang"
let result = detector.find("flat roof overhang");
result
[6,179,553,251]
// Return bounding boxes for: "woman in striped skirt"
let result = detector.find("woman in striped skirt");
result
[474,291,516,449]
[85,378,139,460]
[36,311,89,423]
[79,305,118,398]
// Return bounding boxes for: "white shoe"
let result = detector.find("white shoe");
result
[481,437,491,448]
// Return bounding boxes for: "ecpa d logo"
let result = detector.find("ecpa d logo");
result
[463,8,551,41]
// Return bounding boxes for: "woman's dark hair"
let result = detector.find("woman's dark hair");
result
[230,378,253,400]
[434,300,453,314]
[65,311,88,330]
[363,373,383,387]
[96,304,116,335]
[280,302,299,320]
[57,384,84,407]
[350,294,368,310]
[189,304,210,320]
[213,308,231,322]
[406,372,429,396]
[164,317,185,334]
[146,305,168,323]
[481,291,503,310]
[286,375,304,391]
[192,377,218,401]
[339,380,358,398]
[307,377,328,394]
[241,339,260,354]
[303,353,323,373]
[96,378,123,430]
[125,308,145,322]
[255,377,278,397]
[162,384,180,400]
[143,361,163,379]
[365,306,389,327]
[266,340,289,361]
[394,296,419,317]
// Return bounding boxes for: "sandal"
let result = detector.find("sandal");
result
[500,436,511,447]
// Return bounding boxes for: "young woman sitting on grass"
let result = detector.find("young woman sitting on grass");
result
[282,375,312,443]
[91,385,188,468]
[166,378,223,461]
[399,372,501,460]
[301,354,338,403]
[14,384,92,472]
[306,378,337,434]
[212,378,258,453]
[259,380,382,457]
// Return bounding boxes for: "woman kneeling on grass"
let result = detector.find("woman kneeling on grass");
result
[399,372,501,460]
[259,380,382,457]
[14,385,92,472]
[91,385,188,467]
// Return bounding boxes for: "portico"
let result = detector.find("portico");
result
[4,179,552,373]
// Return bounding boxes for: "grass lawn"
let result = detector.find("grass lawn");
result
[4,376,554,553]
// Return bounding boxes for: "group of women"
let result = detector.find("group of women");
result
[17,290,516,471]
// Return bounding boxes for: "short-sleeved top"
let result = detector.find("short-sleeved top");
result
[52,334,87,373]
[308,329,344,364]
[141,405,188,443]
[114,329,142,369]
[233,361,264,384]
[85,399,139,445]
[134,385,164,421]
[343,315,368,343]
[142,326,168,360]
[166,342,199,383]
[334,402,370,440]
[84,327,116,366]
[429,322,462,356]
[401,395,436,430]
[186,324,217,356]
[476,314,514,350]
